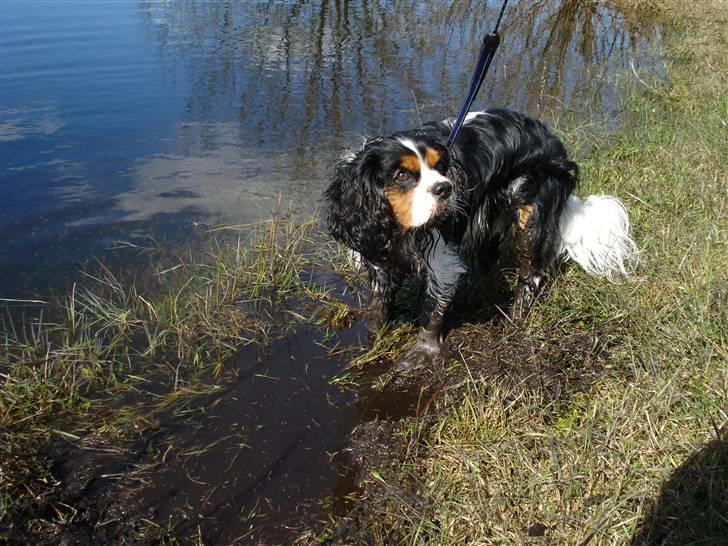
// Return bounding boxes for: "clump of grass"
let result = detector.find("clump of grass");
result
[351,324,417,369]
[1,216,312,423]
[0,213,352,532]
[337,1,727,543]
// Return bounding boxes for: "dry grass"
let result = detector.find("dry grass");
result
[338,1,727,544]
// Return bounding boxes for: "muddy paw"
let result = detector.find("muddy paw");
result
[395,343,443,376]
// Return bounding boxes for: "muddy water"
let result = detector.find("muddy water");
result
[142,322,366,543]
[2,0,663,542]
[47,271,425,544]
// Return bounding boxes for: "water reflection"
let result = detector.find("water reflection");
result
[0,105,64,142]
[0,0,662,296]
[140,0,661,157]
[118,123,271,223]
[124,0,661,219]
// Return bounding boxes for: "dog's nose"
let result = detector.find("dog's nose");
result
[431,181,452,200]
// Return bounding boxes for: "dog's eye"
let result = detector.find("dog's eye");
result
[394,169,412,182]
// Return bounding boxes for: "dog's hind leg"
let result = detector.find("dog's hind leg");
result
[511,177,569,320]
[512,205,547,320]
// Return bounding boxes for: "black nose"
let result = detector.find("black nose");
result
[431,181,452,200]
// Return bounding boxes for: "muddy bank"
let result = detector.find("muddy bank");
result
[8,321,360,544]
[3,267,616,546]
[311,320,619,544]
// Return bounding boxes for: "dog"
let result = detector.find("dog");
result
[324,109,637,371]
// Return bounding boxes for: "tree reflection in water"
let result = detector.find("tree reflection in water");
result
[139,0,661,175]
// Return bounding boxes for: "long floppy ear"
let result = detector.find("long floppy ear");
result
[324,147,395,263]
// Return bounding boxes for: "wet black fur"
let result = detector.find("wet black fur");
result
[324,108,578,365]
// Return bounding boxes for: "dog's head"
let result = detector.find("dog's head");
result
[325,134,460,263]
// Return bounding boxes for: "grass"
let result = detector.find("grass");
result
[0,213,354,538]
[334,1,728,544]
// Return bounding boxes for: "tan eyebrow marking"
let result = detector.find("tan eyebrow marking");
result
[425,147,441,168]
[399,154,420,173]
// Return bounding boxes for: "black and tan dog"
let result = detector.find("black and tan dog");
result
[325,109,636,370]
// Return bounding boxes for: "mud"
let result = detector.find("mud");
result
[317,319,618,544]
[5,283,620,546]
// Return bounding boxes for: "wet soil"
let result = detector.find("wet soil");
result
[5,265,621,545]
[317,320,620,545]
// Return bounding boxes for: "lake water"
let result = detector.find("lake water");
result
[0,0,662,299]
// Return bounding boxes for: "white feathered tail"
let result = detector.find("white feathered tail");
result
[558,195,638,280]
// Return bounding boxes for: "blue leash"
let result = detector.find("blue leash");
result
[446,0,510,149]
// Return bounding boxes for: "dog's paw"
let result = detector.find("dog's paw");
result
[395,342,444,376]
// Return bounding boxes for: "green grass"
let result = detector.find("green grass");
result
[338,1,727,544]
[0,213,354,535]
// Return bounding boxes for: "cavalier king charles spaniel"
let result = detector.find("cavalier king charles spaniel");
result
[325,109,637,371]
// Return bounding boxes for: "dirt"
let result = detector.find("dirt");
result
[3,279,618,546]
[303,317,617,545]
[1,411,168,545]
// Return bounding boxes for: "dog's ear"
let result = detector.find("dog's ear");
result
[324,148,394,263]
[445,152,468,193]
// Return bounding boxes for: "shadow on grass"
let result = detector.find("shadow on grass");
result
[632,430,728,545]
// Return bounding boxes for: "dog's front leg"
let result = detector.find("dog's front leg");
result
[365,263,400,343]
[397,232,465,374]
[396,291,449,373]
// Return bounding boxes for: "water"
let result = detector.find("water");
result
[1,0,662,298]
